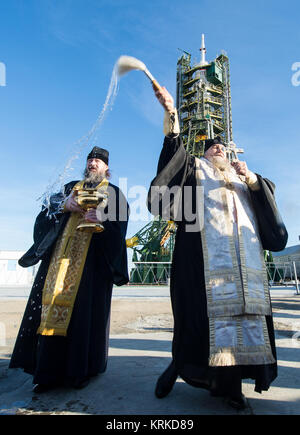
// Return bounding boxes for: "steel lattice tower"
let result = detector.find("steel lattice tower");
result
[177,35,240,160]
[128,36,242,283]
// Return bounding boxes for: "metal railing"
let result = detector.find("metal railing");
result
[2,258,299,294]
[129,262,172,285]
[129,261,300,293]
[0,263,37,287]
[266,261,300,294]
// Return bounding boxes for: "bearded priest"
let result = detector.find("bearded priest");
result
[10,147,129,393]
[147,86,288,410]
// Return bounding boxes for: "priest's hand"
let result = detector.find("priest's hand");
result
[153,85,175,113]
[231,160,249,178]
[84,208,101,223]
[64,191,84,214]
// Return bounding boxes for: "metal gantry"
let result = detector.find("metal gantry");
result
[177,36,238,160]
[127,217,176,284]
[128,35,242,284]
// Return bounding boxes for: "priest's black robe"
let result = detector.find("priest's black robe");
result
[147,135,288,394]
[10,181,129,387]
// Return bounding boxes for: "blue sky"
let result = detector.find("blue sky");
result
[0,0,299,257]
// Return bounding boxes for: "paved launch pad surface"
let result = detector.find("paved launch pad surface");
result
[0,286,299,416]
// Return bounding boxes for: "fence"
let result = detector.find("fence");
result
[129,262,172,285]
[1,258,299,293]
[129,261,300,293]
[0,262,37,287]
[266,261,299,294]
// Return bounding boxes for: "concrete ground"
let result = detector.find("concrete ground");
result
[0,287,299,416]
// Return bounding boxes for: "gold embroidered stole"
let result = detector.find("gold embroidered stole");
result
[37,178,108,337]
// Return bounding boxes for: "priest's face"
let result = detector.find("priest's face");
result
[86,158,108,174]
[84,158,109,183]
[204,143,226,160]
[204,144,232,172]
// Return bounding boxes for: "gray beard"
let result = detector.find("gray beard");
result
[83,168,105,185]
[208,156,235,176]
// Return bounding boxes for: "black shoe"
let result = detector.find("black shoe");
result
[226,393,247,410]
[155,362,178,399]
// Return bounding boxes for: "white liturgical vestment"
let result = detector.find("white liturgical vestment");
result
[195,157,275,367]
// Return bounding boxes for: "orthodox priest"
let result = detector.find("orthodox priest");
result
[148,86,288,409]
[10,147,129,393]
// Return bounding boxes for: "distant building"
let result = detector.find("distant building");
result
[0,250,37,287]
[272,244,300,262]
[272,245,300,276]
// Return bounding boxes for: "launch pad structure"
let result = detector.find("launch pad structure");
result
[128,35,243,284]
[178,36,230,156]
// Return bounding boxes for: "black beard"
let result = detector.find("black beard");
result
[83,168,105,185]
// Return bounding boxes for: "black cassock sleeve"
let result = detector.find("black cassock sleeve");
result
[18,181,77,267]
[100,183,129,286]
[147,135,195,222]
[249,175,288,252]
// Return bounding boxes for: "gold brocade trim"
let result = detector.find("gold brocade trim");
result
[37,178,108,337]
[208,316,275,366]
[236,191,271,316]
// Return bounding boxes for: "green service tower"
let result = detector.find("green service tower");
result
[128,36,241,284]
[177,34,241,160]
